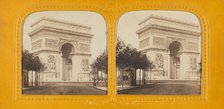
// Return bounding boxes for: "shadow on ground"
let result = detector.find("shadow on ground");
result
[23,85,107,95]
[117,81,201,95]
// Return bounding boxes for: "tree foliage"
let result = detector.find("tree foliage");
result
[22,50,45,87]
[91,50,108,86]
[22,50,45,72]
[116,40,153,71]
[116,39,153,85]
[91,50,108,74]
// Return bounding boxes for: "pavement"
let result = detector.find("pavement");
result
[117,81,201,95]
[23,85,107,95]
[117,86,138,91]
[23,81,200,95]
[93,86,107,91]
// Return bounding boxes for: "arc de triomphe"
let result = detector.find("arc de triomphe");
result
[29,17,93,83]
[137,15,201,80]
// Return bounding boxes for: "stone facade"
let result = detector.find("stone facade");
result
[136,15,201,81]
[29,17,93,83]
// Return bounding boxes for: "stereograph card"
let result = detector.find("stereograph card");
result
[0,0,223,109]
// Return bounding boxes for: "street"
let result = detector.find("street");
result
[23,85,107,95]
[118,81,201,95]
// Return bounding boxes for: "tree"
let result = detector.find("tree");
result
[22,50,33,87]
[116,40,153,86]
[91,50,108,86]
[116,39,125,57]
[32,56,45,86]
[22,50,45,87]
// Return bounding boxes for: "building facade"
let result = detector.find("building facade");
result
[28,17,93,84]
[136,15,201,81]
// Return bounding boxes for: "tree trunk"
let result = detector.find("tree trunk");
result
[149,69,152,84]
[38,72,40,86]
[130,70,136,86]
[143,70,146,85]
[96,70,99,87]
[27,71,29,87]
[103,71,106,87]
[31,71,33,87]
[42,72,45,86]
[23,71,25,87]
[121,70,123,88]
[133,69,137,86]
[130,70,133,86]
[35,72,38,86]
[34,71,36,86]
[23,71,27,87]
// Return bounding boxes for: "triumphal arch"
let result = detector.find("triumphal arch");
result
[29,17,93,83]
[137,15,201,80]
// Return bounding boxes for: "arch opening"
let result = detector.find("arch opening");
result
[169,41,182,79]
[61,43,74,81]
[61,43,74,58]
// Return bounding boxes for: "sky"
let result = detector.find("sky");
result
[23,11,107,63]
[117,11,201,49]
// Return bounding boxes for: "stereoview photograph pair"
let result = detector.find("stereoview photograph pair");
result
[22,11,201,95]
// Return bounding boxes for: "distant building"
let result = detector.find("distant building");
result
[28,17,93,85]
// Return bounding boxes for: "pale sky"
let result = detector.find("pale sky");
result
[117,11,201,48]
[23,11,107,63]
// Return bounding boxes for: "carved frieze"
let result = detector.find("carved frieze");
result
[78,43,90,52]
[139,38,150,48]
[45,38,59,49]
[59,39,78,51]
[138,29,151,39]
[186,42,198,51]
[59,39,68,47]
[82,58,89,71]
[31,39,42,50]
[167,37,186,49]
[71,40,78,47]
[154,53,164,69]
[46,55,56,72]
[153,37,167,48]
[190,57,197,70]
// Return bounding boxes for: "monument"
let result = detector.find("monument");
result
[28,17,93,84]
[136,15,201,81]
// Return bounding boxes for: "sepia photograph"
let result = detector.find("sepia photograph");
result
[22,11,108,95]
[116,11,202,95]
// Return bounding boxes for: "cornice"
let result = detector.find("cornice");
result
[139,47,168,53]
[31,17,91,29]
[138,14,199,27]
[139,48,200,56]
[136,24,201,37]
[73,53,92,56]
[32,49,92,56]
[32,49,60,54]
[180,51,200,54]
[29,26,94,38]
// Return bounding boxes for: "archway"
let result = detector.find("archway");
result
[169,41,182,79]
[61,43,74,81]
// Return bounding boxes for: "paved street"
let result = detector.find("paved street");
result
[118,81,201,95]
[23,85,107,95]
